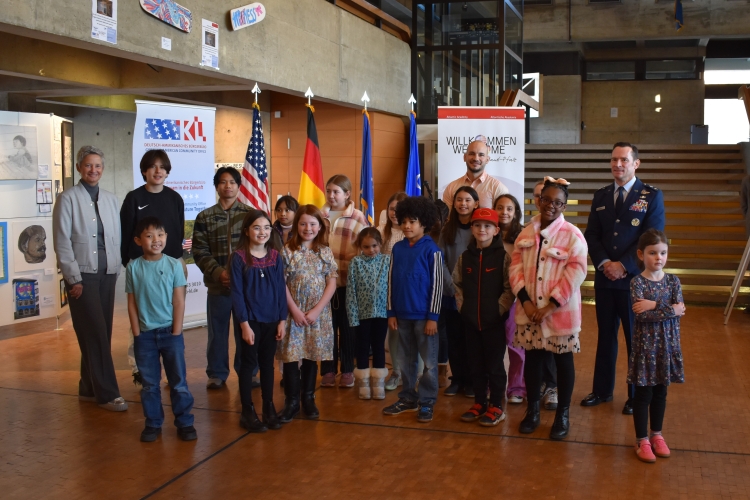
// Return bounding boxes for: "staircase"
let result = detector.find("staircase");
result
[525,144,747,304]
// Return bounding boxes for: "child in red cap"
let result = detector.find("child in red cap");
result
[452,208,515,426]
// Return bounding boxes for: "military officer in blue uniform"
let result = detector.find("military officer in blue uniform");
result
[581,142,666,415]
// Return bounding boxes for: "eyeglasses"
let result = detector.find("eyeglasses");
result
[540,196,565,209]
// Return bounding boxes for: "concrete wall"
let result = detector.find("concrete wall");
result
[270,94,407,216]
[0,0,411,115]
[530,75,581,144]
[525,0,750,43]
[581,80,704,144]
[72,107,258,205]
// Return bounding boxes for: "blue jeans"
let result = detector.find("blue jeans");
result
[206,294,242,381]
[133,327,194,429]
[396,319,439,406]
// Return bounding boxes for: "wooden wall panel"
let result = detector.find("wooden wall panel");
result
[269,92,407,222]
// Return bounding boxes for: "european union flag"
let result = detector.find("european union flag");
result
[675,0,684,30]
[359,111,375,226]
[144,118,181,141]
[405,111,421,197]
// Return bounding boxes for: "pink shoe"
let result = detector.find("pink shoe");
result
[339,372,355,388]
[649,434,671,458]
[635,439,656,463]
[320,372,336,387]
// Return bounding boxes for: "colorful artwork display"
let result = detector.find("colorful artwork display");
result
[13,278,40,320]
[140,0,193,32]
[230,2,266,31]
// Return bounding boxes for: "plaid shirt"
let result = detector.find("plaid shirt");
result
[321,202,367,287]
[193,199,252,295]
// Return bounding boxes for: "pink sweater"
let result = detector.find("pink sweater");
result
[510,214,588,338]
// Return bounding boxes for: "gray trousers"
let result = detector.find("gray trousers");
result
[67,260,120,404]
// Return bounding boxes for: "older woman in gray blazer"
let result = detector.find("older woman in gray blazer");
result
[53,146,127,411]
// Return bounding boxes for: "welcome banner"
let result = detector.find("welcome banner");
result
[437,107,525,214]
[133,100,216,326]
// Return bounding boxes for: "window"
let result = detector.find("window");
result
[586,61,636,81]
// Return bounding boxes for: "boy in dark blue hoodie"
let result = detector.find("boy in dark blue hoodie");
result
[383,197,443,423]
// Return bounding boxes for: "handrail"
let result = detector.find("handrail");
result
[332,0,411,43]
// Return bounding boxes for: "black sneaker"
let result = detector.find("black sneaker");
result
[444,381,461,396]
[416,404,434,423]
[383,399,419,415]
[463,385,475,398]
[177,425,198,441]
[133,371,144,388]
[140,426,161,442]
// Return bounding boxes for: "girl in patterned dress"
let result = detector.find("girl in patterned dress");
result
[629,229,685,463]
[277,205,338,423]
[346,228,391,400]
[511,178,588,441]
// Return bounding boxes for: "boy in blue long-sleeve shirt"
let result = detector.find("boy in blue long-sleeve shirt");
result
[383,197,443,423]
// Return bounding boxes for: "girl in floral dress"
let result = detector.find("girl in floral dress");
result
[277,205,337,423]
[628,229,685,463]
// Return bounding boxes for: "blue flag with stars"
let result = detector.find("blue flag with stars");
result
[359,111,374,226]
[406,111,421,196]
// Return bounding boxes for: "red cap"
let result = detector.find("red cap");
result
[471,208,499,226]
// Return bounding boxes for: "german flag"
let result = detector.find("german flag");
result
[298,105,326,207]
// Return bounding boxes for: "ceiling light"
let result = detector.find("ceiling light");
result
[655,107,662,112]
[655,94,661,103]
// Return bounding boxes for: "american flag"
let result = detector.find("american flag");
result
[144,118,181,141]
[238,105,270,213]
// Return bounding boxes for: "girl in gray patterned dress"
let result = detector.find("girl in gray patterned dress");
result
[628,229,685,463]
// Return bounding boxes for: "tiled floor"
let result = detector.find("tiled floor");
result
[2,294,750,499]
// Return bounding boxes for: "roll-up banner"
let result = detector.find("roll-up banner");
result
[133,100,216,327]
[437,107,525,215]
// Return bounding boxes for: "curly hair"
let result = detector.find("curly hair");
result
[395,196,439,231]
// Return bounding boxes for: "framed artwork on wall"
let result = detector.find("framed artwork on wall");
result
[0,222,8,284]
[61,121,74,191]
[59,278,68,308]
[0,125,38,180]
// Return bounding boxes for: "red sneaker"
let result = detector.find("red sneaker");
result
[649,434,671,458]
[460,403,487,422]
[478,404,506,427]
[635,439,656,463]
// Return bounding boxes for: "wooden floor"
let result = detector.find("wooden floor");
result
[2,291,750,499]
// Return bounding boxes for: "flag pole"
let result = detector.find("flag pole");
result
[251,82,261,110]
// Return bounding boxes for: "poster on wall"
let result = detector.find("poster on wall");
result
[36,181,53,204]
[0,222,7,284]
[60,278,68,308]
[91,0,118,44]
[61,121,74,190]
[0,125,38,180]
[13,278,39,320]
[13,220,52,273]
[437,107,525,212]
[201,19,219,69]
[133,100,216,322]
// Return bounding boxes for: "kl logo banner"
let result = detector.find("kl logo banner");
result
[144,117,206,141]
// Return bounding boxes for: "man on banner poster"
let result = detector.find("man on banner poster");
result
[437,107,525,212]
[441,138,508,209]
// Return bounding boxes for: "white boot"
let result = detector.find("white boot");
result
[354,368,371,400]
[370,368,389,400]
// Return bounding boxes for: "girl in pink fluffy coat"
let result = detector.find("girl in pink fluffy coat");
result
[510,177,588,441]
